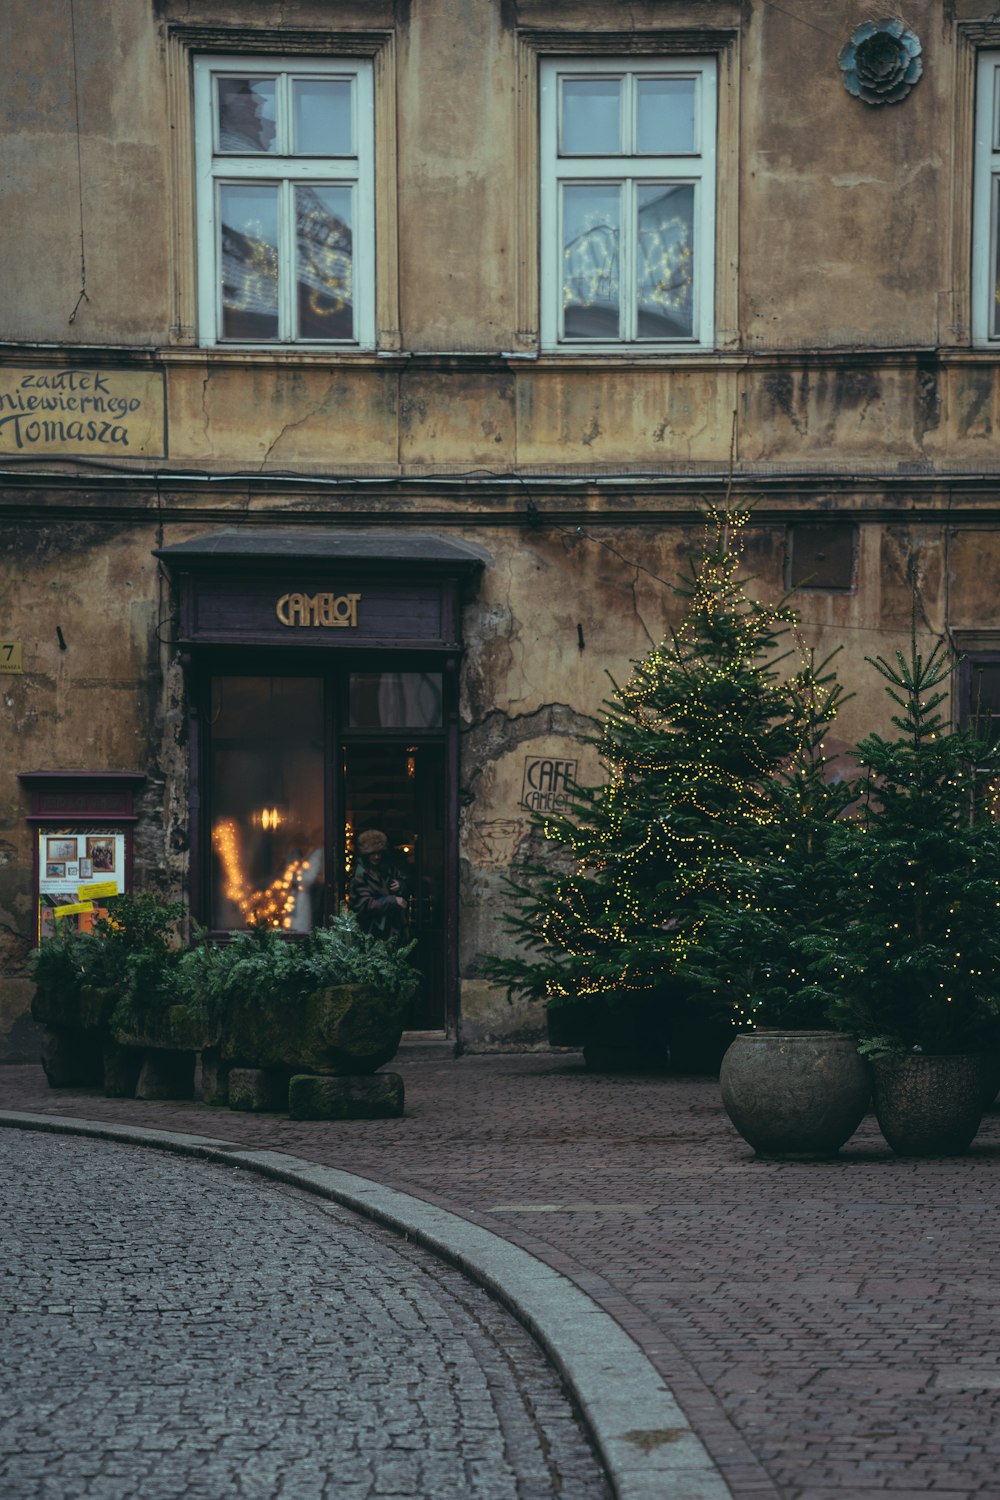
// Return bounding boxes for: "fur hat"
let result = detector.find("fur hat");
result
[357,829,388,856]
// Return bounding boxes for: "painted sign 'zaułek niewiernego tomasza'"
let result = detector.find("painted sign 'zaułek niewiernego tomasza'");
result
[0,367,167,458]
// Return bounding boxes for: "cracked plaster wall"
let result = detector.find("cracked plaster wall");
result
[0,523,186,1059]
[2,515,1000,1053]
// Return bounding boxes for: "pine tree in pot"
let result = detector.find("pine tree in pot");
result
[817,635,1000,1156]
[484,508,838,1074]
[680,667,872,1158]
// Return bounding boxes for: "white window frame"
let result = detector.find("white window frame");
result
[539,56,717,353]
[973,51,1000,346]
[194,54,375,349]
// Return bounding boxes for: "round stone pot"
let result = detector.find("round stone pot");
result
[869,1053,988,1156]
[720,1030,871,1160]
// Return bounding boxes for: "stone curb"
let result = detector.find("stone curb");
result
[0,1109,730,1500]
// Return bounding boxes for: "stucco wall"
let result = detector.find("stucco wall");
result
[4,0,1000,1053]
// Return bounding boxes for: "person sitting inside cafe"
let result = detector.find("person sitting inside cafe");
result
[349,829,410,939]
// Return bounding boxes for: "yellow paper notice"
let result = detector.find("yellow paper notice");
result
[53,901,95,918]
[78,881,118,900]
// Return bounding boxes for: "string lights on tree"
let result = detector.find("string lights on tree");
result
[485,506,846,1028]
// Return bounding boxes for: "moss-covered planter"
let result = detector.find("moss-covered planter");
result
[112,1005,218,1055]
[221,983,408,1076]
[32,983,121,1088]
[32,982,119,1034]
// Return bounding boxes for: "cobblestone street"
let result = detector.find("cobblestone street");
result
[5,1052,1000,1498]
[0,1128,610,1500]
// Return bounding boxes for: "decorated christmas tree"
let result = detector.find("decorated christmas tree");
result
[485,508,846,1036]
[818,634,1000,1055]
[676,661,853,1030]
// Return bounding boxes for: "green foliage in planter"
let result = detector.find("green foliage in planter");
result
[678,665,854,1031]
[174,913,420,1032]
[484,508,846,1018]
[30,892,186,1030]
[813,636,1000,1057]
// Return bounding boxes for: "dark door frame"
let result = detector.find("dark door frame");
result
[186,646,460,1033]
[156,528,487,1039]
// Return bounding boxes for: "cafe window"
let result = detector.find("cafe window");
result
[208,676,326,931]
[193,55,375,347]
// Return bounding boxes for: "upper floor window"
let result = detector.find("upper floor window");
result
[974,51,1000,345]
[539,57,717,352]
[194,56,375,348]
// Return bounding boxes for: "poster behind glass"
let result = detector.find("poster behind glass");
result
[37,827,125,940]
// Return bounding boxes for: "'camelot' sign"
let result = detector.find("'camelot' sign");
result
[275,592,361,627]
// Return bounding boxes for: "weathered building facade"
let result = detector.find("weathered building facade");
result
[3,0,1000,1057]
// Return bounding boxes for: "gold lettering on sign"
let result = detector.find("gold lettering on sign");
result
[275,592,361,628]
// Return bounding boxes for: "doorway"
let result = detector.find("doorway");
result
[343,741,446,1028]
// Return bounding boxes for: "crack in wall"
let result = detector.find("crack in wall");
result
[460,701,594,805]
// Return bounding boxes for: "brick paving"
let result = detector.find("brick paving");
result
[3,1053,1000,1499]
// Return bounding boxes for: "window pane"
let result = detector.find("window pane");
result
[293,78,354,154]
[209,678,325,931]
[994,179,1000,340]
[296,186,354,340]
[220,184,280,339]
[636,183,694,339]
[637,77,697,153]
[562,184,620,339]
[969,664,1000,747]
[216,76,277,153]
[348,673,443,729]
[561,78,621,154]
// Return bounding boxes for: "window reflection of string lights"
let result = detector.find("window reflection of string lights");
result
[253,807,284,831]
[222,219,278,314]
[562,208,692,320]
[212,819,305,928]
[298,191,353,318]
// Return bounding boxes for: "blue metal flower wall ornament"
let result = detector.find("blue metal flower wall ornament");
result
[838,18,923,105]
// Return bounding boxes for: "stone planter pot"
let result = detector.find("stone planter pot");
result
[720,1030,871,1159]
[869,1053,989,1156]
[32,984,120,1088]
[110,1004,219,1101]
[113,1005,218,1055]
[222,983,409,1076]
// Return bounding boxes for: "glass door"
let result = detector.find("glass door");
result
[342,741,447,1029]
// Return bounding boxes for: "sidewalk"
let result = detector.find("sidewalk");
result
[3,1052,1000,1500]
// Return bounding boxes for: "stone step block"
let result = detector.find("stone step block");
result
[288,1072,405,1120]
